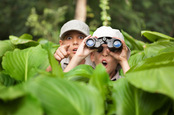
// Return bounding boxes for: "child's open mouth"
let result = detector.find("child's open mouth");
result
[72,48,77,53]
[102,60,108,67]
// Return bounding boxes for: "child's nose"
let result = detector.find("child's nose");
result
[73,38,78,45]
[102,47,109,56]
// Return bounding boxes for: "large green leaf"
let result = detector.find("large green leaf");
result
[64,64,94,82]
[43,42,64,77]
[89,64,110,100]
[2,45,48,81]
[144,41,174,58]
[27,76,104,115]
[111,78,169,115]
[128,51,146,67]
[132,52,174,70]
[9,34,39,48]
[126,60,174,100]
[141,30,174,42]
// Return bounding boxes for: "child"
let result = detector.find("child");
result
[46,20,94,71]
[64,26,130,80]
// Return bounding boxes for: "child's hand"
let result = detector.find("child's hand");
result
[54,44,70,62]
[75,35,96,59]
[107,38,128,63]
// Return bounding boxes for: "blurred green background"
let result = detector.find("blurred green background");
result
[0,0,174,43]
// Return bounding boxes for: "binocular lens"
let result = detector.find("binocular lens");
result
[86,39,95,47]
[113,40,122,48]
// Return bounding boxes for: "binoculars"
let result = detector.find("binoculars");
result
[85,37,122,52]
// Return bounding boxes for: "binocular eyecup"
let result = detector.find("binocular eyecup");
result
[85,37,122,52]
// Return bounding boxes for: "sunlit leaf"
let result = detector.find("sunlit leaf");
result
[2,45,49,81]
[144,41,174,58]
[126,60,174,100]
[141,31,174,42]
[9,34,38,48]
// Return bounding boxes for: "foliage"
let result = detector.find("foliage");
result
[26,6,68,42]
[99,0,111,26]
[0,30,174,114]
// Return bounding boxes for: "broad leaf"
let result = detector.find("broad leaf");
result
[9,34,38,48]
[128,51,146,67]
[144,41,174,58]
[2,45,48,81]
[43,42,64,77]
[141,30,174,42]
[126,60,174,100]
[27,76,104,115]
[89,64,110,100]
[111,78,169,115]
[64,64,93,82]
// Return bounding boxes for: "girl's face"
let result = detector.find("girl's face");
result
[60,31,86,59]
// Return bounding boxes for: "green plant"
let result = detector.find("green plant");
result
[0,31,174,115]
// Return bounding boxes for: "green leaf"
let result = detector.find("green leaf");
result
[141,31,174,42]
[0,71,16,86]
[126,60,174,100]
[128,51,146,67]
[43,42,64,77]
[144,41,174,58]
[0,84,25,101]
[9,34,38,48]
[122,30,145,51]
[0,94,43,115]
[111,78,169,115]
[27,76,104,115]
[89,64,110,100]
[2,45,48,81]
[64,64,93,82]
[0,40,15,58]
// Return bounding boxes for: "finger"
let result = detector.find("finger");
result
[63,44,70,51]
[60,48,69,58]
[54,53,62,61]
[55,49,65,59]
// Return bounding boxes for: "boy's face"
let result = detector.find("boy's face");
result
[59,30,86,59]
[90,44,118,77]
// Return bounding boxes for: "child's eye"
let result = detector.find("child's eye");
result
[78,36,84,39]
[66,37,72,40]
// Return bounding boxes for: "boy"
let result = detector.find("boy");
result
[64,26,130,80]
[46,20,94,71]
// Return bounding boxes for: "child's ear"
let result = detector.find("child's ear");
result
[90,52,95,62]
[59,40,63,45]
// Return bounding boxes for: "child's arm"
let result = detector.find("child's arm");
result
[108,38,130,74]
[64,36,95,72]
